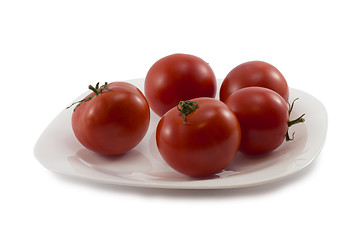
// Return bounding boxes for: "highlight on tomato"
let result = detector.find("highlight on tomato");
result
[145,53,217,116]
[225,87,305,155]
[220,61,289,102]
[156,97,241,178]
[67,82,150,156]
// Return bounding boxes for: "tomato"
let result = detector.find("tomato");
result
[225,87,304,155]
[220,61,289,102]
[156,97,241,178]
[145,53,217,116]
[69,82,150,156]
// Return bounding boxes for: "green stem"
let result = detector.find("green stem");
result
[66,82,112,111]
[89,84,100,95]
[286,98,305,141]
[177,100,199,124]
[288,113,305,127]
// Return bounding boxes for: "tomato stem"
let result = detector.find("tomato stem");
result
[286,98,305,141]
[177,100,199,124]
[66,82,113,111]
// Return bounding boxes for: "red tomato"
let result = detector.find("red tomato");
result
[220,61,289,102]
[70,82,150,156]
[225,87,303,155]
[145,53,217,116]
[156,98,241,178]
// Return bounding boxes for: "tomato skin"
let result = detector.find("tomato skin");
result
[220,61,289,102]
[156,97,241,178]
[71,82,150,156]
[145,54,217,116]
[225,87,289,155]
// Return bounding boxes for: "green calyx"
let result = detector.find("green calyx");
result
[177,100,199,124]
[286,98,305,141]
[66,82,113,111]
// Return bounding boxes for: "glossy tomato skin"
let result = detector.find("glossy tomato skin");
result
[156,97,241,178]
[220,61,289,102]
[225,87,288,155]
[145,54,217,116]
[71,82,150,156]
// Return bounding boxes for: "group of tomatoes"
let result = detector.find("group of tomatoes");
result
[68,53,305,178]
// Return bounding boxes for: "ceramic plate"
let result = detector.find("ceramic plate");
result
[34,79,327,189]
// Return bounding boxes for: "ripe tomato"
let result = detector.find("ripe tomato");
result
[156,97,241,178]
[145,53,217,116]
[70,82,150,156]
[225,87,304,155]
[220,61,289,102]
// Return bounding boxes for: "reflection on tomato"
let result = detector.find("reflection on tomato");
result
[220,61,289,102]
[70,82,150,156]
[156,97,241,178]
[145,54,217,116]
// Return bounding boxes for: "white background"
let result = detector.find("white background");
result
[1,0,359,239]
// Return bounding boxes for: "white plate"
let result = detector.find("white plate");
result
[34,79,328,189]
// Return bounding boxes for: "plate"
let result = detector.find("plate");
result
[34,79,328,189]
